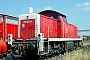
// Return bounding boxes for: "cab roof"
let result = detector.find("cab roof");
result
[38,10,66,17]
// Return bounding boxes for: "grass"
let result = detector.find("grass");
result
[65,46,90,60]
[58,44,90,60]
[46,40,90,60]
[51,41,90,60]
[82,40,90,43]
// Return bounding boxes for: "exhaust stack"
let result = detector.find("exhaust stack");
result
[29,7,33,14]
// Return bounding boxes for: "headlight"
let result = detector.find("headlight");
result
[22,24,25,28]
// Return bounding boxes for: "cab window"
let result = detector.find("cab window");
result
[50,12,59,19]
[62,16,67,22]
[43,13,47,16]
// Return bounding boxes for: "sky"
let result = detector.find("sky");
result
[0,0,90,35]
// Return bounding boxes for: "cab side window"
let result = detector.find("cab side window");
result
[62,16,67,22]
[50,12,59,19]
[57,20,60,25]
[43,13,47,16]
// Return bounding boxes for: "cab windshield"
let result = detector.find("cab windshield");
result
[50,12,59,19]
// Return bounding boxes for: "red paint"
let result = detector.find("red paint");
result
[7,23,18,39]
[49,19,53,30]
[57,16,64,38]
[40,15,58,38]
[0,22,3,39]
[19,10,78,40]
[20,19,35,41]
[64,23,78,38]
[0,40,7,58]
[40,28,48,38]
[2,16,6,42]
[0,22,18,40]
[40,16,46,29]
[74,26,78,38]
[39,10,78,38]
[53,20,57,31]
[49,30,57,38]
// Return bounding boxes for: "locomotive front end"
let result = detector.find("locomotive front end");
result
[6,10,45,58]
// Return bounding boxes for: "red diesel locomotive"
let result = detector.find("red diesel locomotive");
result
[0,7,83,59]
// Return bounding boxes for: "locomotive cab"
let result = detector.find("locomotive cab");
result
[39,10,68,38]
